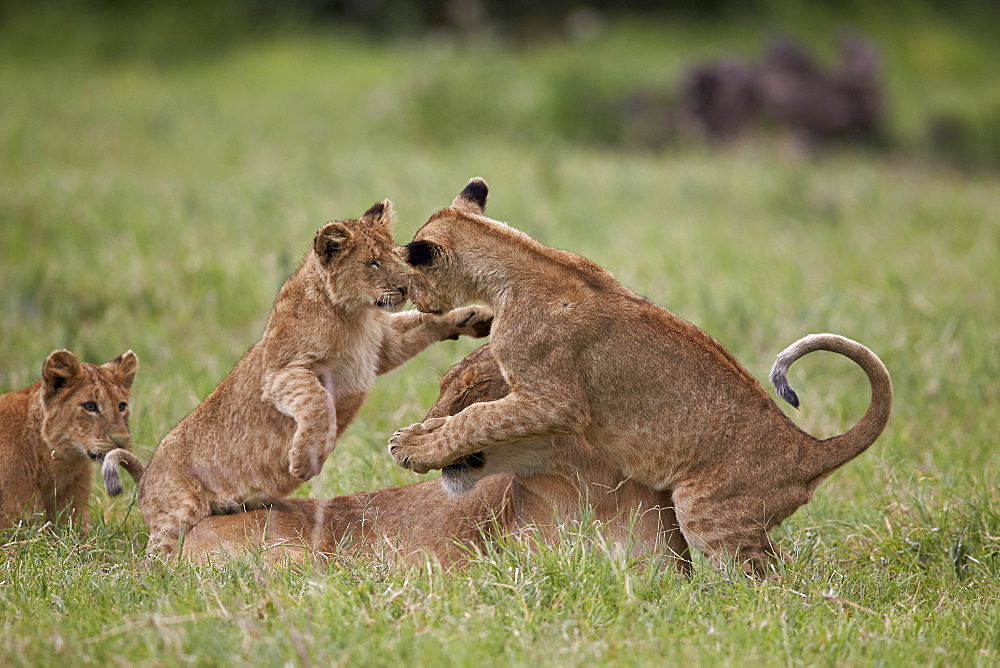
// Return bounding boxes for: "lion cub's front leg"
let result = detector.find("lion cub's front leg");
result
[390,347,589,474]
[263,364,337,481]
[377,306,493,375]
[389,389,590,474]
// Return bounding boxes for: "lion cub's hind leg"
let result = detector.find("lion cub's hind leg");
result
[672,486,794,578]
[141,470,212,555]
[658,503,694,575]
[263,365,337,481]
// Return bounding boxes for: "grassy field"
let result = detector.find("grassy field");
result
[1,5,999,665]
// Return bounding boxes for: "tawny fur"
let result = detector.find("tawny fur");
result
[0,350,137,532]
[182,345,690,570]
[137,201,492,553]
[388,178,893,577]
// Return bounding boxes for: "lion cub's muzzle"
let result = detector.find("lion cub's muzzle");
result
[405,275,452,315]
[88,434,131,461]
[377,286,408,312]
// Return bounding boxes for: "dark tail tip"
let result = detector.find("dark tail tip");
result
[776,380,800,409]
[102,451,124,496]
[769,363,801,409]
[104,468,123,496]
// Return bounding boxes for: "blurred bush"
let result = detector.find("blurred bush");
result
[1,0,998,168]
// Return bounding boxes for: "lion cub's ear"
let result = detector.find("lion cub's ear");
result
[451,177,488,215]
[403,239,441,267]
[42,349,82,399]
[361,199,395,229]
[105,350,139,392]
[313,222,353,265]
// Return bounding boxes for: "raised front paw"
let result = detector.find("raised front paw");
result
[443,306,493,340]
[388,418,449,474]
[289,449,324,481]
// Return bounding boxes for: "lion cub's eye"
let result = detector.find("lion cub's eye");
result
[119,402,128,413]
[82,401,99,413]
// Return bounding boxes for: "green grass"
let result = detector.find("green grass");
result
[1,5,999,665]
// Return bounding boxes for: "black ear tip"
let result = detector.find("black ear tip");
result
[114,350,138,365]
[404,240,437,267]
[364,200,391,219]
[460,178,489,209]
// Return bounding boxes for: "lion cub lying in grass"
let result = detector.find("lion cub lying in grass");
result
[0,349,137,532]
[137,201,491,553]
[389,178,893,577]
[181,345,690,570]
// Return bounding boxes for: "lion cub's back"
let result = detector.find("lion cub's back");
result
[573,297,794,483]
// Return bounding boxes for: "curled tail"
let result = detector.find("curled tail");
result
[102,448,146,497]
[769,333,892,479]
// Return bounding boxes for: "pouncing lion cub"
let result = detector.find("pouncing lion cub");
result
[0,349,138,532]
[138,201,492,554]
[388,178,892,577]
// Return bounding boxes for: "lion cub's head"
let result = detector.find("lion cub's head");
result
[39,349,138,462]
[427,345,554,496]
[399,178,499,314]
[312,200,409,312]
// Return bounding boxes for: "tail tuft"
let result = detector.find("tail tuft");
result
[102,451,124,496]
[768,332,892,480]
[769,355,800,409]
[101,448,145,496]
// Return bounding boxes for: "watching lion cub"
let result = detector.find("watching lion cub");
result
[0,349,138,532]
[138,201,492,553]
[389,178,892,577]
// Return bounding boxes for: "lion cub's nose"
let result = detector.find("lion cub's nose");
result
[110,433,131,449]
[397,285,408,299]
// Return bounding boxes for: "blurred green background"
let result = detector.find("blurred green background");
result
[1,1,998,663]
[2,0,998,513]
[2,0,997,484]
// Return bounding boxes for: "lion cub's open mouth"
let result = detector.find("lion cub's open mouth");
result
[442,451,485,472]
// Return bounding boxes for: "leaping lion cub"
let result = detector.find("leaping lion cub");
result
[389,178,892,577]
[138,201,492,553]
[0,349,138,532]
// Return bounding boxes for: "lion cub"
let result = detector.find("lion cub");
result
[389,178,892,577]
[0,349,138,532]
[138,201,491,553]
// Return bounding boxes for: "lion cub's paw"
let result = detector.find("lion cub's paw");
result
[418,417,448,432]
[388,418,449,474]
[442,306,493,340]
[387,443,432,475]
